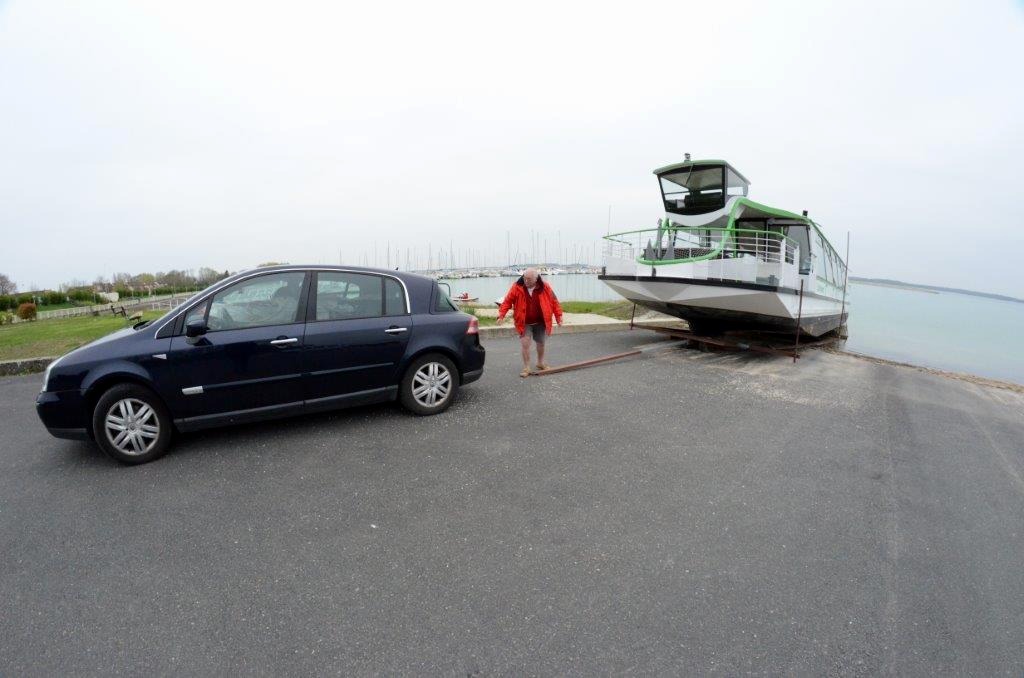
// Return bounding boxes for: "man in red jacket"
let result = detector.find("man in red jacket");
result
[497,268,564,377]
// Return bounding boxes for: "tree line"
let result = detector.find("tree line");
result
[0,268,231,312]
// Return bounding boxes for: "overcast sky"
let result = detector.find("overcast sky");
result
[1,1,1022,296]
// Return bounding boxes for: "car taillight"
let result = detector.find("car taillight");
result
[466,316,479,335]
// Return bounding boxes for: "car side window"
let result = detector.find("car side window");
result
[315,272,384,321]
[433,284,458,312]
[384,278,406,316]
[207,272,306,331]
[183,301,209,327]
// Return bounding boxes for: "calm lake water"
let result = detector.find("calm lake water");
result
[441,274,1024,385]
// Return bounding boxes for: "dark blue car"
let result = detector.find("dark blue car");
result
[36,266,485,464]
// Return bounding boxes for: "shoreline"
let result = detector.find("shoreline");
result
[833,348,1024,394]
[849,280,939,294]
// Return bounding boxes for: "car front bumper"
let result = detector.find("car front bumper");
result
[37,390,91,440]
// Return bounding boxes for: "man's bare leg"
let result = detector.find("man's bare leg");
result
[520,334,532,374]
[536,341,546,368]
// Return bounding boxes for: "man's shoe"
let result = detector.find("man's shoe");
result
[520,367,531,378]
[536,364,550,371]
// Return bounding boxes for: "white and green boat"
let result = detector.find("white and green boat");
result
[599,159,849,337]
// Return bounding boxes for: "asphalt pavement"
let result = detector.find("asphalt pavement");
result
[2,331,1023,676]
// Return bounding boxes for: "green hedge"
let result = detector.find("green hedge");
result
[68,289,95,302]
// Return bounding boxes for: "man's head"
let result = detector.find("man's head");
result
[523,267,539,288]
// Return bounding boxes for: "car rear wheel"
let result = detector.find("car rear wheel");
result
[399,354,458,416]
[92,384,173,465]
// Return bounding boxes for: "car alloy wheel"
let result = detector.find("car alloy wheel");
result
[104,397,160,456]
[411,361,451,408]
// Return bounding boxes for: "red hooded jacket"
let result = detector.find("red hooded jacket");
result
[498,276,564,336]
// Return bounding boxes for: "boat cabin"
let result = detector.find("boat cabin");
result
[655,160,750,215]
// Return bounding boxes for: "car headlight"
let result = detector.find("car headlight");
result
[41,357,60,393]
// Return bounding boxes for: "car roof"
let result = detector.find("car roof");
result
[226,265,435,285]
[152,265,443,339]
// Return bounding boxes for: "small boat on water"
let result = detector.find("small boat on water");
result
[453,292,479,303]
[599,158,849,336]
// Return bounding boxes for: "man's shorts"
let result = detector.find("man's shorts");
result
[523,323,546,343]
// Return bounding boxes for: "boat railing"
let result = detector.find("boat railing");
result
[603,226,799,267]
[603,225,802,287]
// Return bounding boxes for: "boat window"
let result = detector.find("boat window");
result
[826,245,842,286]
[659,163,750,215]
[659,166,726,215]
[726,167,748,196]
[814,233,826,278]
[784,225,811,273]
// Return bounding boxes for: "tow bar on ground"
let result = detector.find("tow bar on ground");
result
[529,340,689,376]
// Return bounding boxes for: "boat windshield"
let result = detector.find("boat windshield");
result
[659,163,748,215]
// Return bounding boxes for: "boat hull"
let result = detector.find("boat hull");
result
[600,275,847,337]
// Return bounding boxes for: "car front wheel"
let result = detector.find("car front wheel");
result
[92,383,173,464]
[399,354,458,416]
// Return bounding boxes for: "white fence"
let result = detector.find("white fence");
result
[8,293,195,323]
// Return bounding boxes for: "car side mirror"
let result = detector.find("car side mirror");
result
[185,318,208,344]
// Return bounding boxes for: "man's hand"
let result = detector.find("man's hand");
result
[496,316,504,326]
[556,318,563,326]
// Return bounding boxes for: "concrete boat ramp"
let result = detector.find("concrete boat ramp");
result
[1,330,1022,674]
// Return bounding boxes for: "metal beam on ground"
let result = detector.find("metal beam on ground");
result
[529,340,689,376]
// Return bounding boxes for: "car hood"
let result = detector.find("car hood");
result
[58,327,138,365]
[84,326,136,349]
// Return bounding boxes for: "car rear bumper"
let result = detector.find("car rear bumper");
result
[460,339,485,384]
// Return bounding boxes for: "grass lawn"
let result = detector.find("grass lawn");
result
[461,300,636,325]
[0,311,164,361]
[558,300,636,320]
[461,307,497,326]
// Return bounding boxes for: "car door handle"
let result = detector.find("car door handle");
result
[384,327,408,334]
[270,337,299,346]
